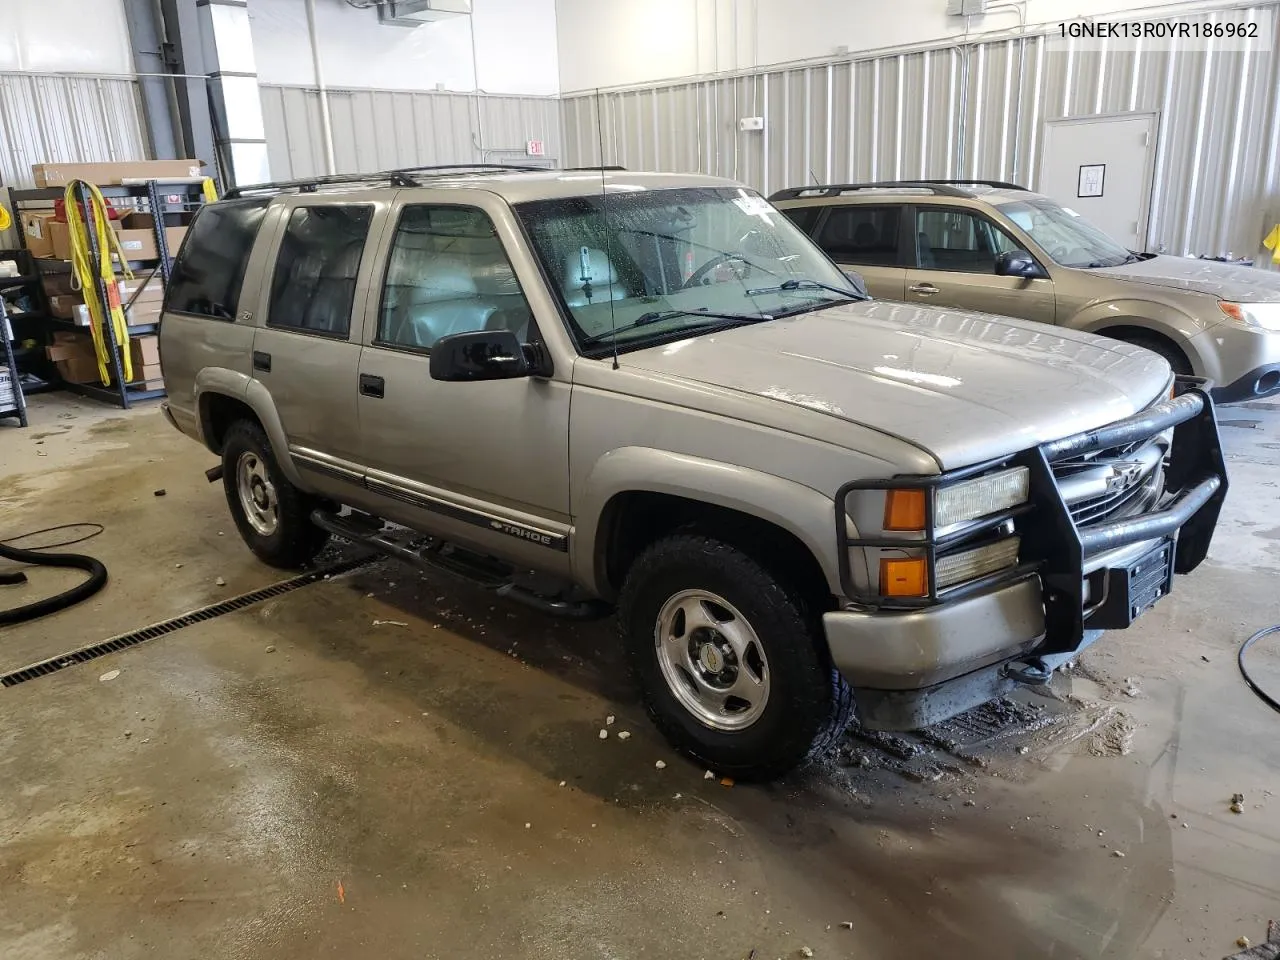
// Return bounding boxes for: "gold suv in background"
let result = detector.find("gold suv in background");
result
[771,180,1280,403]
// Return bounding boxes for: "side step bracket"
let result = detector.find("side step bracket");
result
[310,510,611,621]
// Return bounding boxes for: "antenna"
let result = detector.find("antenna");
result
[594,88,621,370]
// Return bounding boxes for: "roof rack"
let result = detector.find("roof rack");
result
[912,179,1028,191]
[768,178,1028,202]
[222,163,558,200]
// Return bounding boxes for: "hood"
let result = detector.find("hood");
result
[621,301,1170,470]
[1090,255,1280,302]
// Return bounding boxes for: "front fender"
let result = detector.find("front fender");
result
[1065,299,1210,371]
[573,446,846,598]
[195,369,305,488]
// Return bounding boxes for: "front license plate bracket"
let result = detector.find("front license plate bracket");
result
[1086,538,1176,630]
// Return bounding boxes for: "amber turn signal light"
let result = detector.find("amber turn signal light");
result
[883,488,927,531]
[880,557,929,597]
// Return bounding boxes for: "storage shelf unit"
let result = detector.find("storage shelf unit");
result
[4,179,207,410]
[0,249,41,428]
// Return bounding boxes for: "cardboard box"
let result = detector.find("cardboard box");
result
[48,217,188,264]
[130,336,160,367]
[31,160,204,188]
[21,211,56,258]
[71,300,164,328]
[47,331,162,386]
[48,294,81,319]
[49,219,72,261]
[127,300,163,325]
[118,273,165,304]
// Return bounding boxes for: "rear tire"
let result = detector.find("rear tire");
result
[221,420,329,569]
[618,533,853,781]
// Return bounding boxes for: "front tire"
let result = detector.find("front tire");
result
[618,533,853,780]
[1109,329,1192,377]
[221,420,329,569]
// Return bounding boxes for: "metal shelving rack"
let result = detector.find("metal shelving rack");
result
[0,297,28,427]
[6,179,206,409]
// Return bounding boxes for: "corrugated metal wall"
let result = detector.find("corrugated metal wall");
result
[0,73,148,190]
[259,85,564,181]
[562,5,1280,261]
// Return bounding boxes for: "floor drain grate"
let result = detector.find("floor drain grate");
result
[0,554,374,688]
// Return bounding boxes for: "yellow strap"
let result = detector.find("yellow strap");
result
[1264,224,1280,264]
[202,177,219,203]
[64,181,136,386]
[0,203,11,232]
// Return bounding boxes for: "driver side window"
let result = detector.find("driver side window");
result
[377,205,533,351]
[916,208,1020,273]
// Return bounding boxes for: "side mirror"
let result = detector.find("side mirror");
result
[995,250,1047,279]
[842,269,871,299]
[429,330,530,382]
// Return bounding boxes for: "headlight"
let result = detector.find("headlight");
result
[1220,301,1280,332]
[935,537,1021,590]
[934,467,1030,528]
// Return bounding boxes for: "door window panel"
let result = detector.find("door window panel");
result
[378,205,534,350]
[166,198,270,320]
[915,208,1021,273]
[815,206,901,265]
[267,205,373,338]
[779,205,821,234]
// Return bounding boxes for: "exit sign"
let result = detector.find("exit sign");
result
[526,139,545,157]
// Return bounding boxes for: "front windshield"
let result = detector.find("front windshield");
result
[516,187,856,353]
[996,197,1132,268]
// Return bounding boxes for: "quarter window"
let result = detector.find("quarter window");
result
[815,206,901,266]
[378,205,533,350]
[915,208,1021,273]
[267,205,373,338]
[165,198,269,320]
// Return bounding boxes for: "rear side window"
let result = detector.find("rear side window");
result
[815,206,901,266]
[780,206,821,234]
[166,198,269,319]
[267,205,373,338]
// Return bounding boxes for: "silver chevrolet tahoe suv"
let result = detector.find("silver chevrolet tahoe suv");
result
[159,166,1227,781]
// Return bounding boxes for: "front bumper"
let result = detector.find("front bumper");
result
[825,384,1227,730]
[1194,324,1280,404]
[1212,363,1280,404]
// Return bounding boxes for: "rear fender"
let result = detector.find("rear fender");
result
[195,368,305,488]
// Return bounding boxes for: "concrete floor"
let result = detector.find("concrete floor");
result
[1,392,1278,960]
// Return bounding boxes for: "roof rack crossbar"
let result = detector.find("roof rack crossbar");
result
[223,171,414,200]
[768,178,1027,202]
[222,163,561,200]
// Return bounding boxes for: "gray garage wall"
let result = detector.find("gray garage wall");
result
[259,85,564,181]
[561,4,1280,263]
[0,72,148,190]
[1,75,561,194]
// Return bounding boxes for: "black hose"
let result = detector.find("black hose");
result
[1238,623,1280,714]
[0,541,108,626]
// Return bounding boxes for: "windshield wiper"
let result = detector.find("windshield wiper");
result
[1086,252,1145,268]
[745,278,871,301]
[579,307,770,346]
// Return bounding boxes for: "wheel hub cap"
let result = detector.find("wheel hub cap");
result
[654,590,770,732]
[236,451,279,537]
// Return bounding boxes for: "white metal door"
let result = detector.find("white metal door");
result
[1037,113,1157,251]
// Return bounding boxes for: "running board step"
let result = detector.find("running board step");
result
[310,510,611,621]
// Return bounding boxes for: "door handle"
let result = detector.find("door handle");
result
[908,282,939,296]
[359,373,385,399]
[252,351,271,372]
